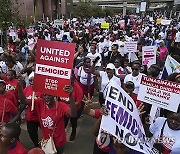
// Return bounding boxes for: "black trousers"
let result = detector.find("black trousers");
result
[26,121,40,147]
[64,108,82,131]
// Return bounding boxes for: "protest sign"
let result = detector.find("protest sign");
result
[54,19,64,28]
[161,55,180,79]
[137,76,180,112]
[161,19,171,25]
[156,18,162,24]
[34,40,75,99]
[140,2,146,12]
[142,46,156,67]
[99,81,153,153]
[119,20,125,29]
[101,22,110,29]
[175,32,180,42]
[124,42,138,53]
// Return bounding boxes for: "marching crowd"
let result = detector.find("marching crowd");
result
[0,11,180,154]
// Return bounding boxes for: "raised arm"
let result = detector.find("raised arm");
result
[17,78,29,105]
[64,85,77,117]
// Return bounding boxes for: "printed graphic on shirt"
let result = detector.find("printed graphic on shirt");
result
[42,116,54,129]
[6,84,16,91]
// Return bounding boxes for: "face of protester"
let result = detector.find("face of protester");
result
[106,68,114,79]
[175,76,180,83]
[160,42,165,47]
[0,126,15,147]
[29,77,34,87]
[5,61,14,69]
[114,59,121,68]
[43,94,54,106]
[84,58,91,68]
[112,45,118,54]
[123,83,134,96]
[78,46,84,54]
[90,45,96,54]
[167,112,180,130]
[0,82,6,94]
[6,71,15,81]
[132,64,140,77]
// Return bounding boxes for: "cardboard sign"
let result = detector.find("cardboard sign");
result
[156,18,162,24]
[140,2,146,12]
[101,22,110,29]
[99,81,152,153]
[119,20,125,29]
[54,19,64,28]
[124,42,138,53]
[137,76,180,112]
[34,40,75,99]
[142,46,156,67]
[161,19,171,25]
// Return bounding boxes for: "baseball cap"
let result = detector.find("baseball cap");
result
[0,79,6,84]
[106,63,115,70]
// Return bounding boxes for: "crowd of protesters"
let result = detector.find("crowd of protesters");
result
[0,11,180,154]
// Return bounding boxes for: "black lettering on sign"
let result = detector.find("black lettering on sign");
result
[109,86,118,100]
[125,133,137,146]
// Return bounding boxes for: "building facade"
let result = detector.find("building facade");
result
[15,0,73,20]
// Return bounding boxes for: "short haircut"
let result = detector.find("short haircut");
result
[4,122,21,139]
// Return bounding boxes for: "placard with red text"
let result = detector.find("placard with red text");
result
[34,39,75,99]
[137,76,180,112]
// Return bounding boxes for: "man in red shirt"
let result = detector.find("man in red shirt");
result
[1,122,28,154]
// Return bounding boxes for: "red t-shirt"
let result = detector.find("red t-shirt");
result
[2,75,18,102]
[132,93,142,107]
[0,91,18,107]
[35,98,70,147]
[24,86,42,122]
[0,98,17,123]
[72,81,83,110]
[94,109,101,119]
[7,140,28,154]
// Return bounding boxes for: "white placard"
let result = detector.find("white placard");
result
[140,2,146,12]
[161,19,171,25]
[142,46,156,67]
[99,81,153,153]
[124,42,138,53]
[137,76,180,112]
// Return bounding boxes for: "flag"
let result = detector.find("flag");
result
[161,55,180,79]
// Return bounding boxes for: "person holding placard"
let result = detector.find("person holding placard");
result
[17,78,77,154]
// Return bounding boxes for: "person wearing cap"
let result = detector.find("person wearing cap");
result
[91,62,121,106]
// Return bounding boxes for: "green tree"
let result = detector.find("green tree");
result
[74,2,93,18]
[92,6,106,18]
[0,0,22,47]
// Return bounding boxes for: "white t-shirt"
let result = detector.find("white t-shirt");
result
[99,71,121,98]
[78,66,94,85]
[124,73,144,94]
[86,52,102,67]
[150,117,180,154]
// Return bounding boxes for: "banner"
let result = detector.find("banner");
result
[99,81,153,153]
[142,46,156,67]
[124,42,138,53]
[101,22,110,29]
[161,19,171,25]
[137,76,180,112]
[34,40,75,99]
[161,55,180,79]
